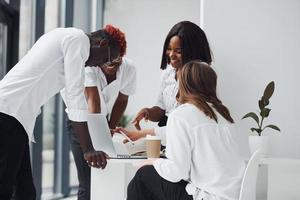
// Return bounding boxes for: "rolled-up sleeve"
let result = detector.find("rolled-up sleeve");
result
[85,67,98,87]
[61,33,90,122]
[153,115,192,183]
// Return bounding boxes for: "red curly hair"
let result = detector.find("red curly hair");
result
[104,24,127,57]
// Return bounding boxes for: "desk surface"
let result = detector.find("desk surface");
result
[107,158,146,163]
[107,157,300,165]
[260,157,300,165]
[243,156,300,165]
[96,158,148,168]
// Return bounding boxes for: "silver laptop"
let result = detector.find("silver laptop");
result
[87,113,146,159]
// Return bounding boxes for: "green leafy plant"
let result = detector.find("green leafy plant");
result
[117,114,132,128]
[242,81,280,136]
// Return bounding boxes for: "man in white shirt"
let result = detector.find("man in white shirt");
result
[84,57,136,128]
[67,27,136,200]
[0,25,126,200]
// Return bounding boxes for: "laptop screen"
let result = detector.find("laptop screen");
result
[87,113,117,157]
[87,113,147,159]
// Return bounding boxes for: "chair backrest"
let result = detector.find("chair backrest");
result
[238,151,261,200]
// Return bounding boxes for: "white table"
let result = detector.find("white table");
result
[91,157,300,200]
[260,157,300,200]
[91,159,144,200]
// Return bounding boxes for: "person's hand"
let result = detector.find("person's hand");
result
[114,127,145,143]
[84,150,108,169]
[132,108,150,130]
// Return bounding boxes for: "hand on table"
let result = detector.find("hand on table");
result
[84,150,109,169]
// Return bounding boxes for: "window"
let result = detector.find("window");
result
[0,0,19,78]
[0,23,7,79]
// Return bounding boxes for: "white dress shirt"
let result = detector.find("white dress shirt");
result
[153,103,245,200]
[156,65,179,115]
[0,28,90,141]
[84,58,136,117]
[154,65,179,145]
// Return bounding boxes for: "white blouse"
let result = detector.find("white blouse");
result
[154,65,179,144]
[84,58,136,116]
[153,103,245,200]
[156,65,179,115]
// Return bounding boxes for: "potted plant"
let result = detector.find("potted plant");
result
[118,114,132,128]
[242,81,280,155]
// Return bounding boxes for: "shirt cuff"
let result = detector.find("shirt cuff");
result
[67,109,88,122]
[154,126,166,146]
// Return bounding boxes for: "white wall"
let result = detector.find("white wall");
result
[102,0,300,158]
[103,0,200,127]
[203,0,300,158]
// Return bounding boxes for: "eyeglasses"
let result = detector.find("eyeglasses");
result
[102,46,122,68]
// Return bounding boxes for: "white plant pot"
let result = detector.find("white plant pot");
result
[249,135,270,155]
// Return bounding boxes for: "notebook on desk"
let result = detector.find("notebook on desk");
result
[87,113,147,159]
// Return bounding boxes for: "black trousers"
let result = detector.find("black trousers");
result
[0,112,36,200]
[67,119,90,200]
[158,115,168,127]
[127,165,193,200]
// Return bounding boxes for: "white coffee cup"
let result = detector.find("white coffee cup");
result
[145,135,161,158]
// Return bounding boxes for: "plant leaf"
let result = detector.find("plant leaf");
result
[258,99,265,110]
[263,124,281,132]
[242,112,259,125]
[259,95,270,108]
[263,81,275,100]
[251,128,262,136]
[260,108,271,118]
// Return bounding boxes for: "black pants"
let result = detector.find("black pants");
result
[158,115,168,127]
[127,165,193,200]
[0,112,36,200]
[67,119,90,200]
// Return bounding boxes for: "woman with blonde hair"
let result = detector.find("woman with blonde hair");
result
[127,60,245,200]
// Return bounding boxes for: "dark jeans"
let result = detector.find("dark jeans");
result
[0,112,36,200]
[127,165,193,200]
[67,119,90,200]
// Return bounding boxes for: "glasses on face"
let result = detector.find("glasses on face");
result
[102,46,122,68]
